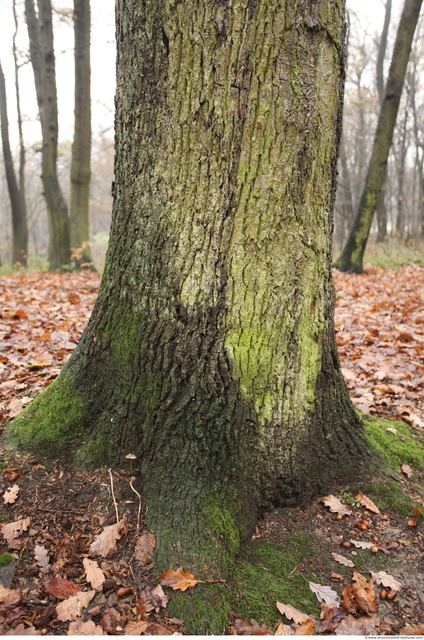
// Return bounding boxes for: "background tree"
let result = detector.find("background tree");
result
[70,0,93,268]
[0,62,28,266]
[9,0,370,629]
[337,0,423,273]
[25,0,70,270]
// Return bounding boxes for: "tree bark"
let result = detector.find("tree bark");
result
[0,62,28,266]
[9,0,370,602]
[336,0,423,273]
[25,0,70,270]
[70,0,93,269]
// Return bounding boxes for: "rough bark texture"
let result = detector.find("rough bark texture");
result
[337,0,423,273]
[9,0,369,583]
[25,0,70,270]
[0,62,28,266]
[70,0,93,268]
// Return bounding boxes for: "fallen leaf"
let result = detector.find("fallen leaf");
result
[331,553,355,567]
[89,518,126,557]
[320,495,352,517]
[407,508,421,527]
[56,590,95,622]
[7,398,23,418]
[355,494,380,514]
[370,571,402,592]
[342,572,378,615]
[4,623,39,635]
[44,576,80,599]
[83,558,105,590]
[134,531,155,565]
[401,464,413,478]
[276,602,310,625]
[350,539,375,549]
[100,607,121,634]
[3,485,19,505]
[34,545,50,573]
[309,582,340,606]
[124,620,149,635]
[1,518,30,543]
[334,615,379,635]
[68,619,104,635]
[160,567,199,592]
[330,572,344,582]
[274,621,294,635]
[145,622,173,635]
[234,619,272,635]
[293,619,315,635]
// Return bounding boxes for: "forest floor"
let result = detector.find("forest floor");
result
[0,264,423,636]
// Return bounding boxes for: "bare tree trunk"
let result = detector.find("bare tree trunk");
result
[0,62,28,266]
[70,0,93,269]
[9,0,370,629]
[337,0,423,273]
[395,99,409,238]
[25,0,70,270]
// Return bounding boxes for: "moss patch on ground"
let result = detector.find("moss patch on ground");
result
[363,415,424,471]
[0,553,13,567]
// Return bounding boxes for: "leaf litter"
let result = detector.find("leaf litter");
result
[1,268,424,634]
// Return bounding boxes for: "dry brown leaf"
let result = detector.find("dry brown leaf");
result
[320,495,352,517]
[274,621,294,635]
[331,553,355,567]
[350,539,375,549]
[234,619,272,635]
[7,398,23,418]
[159,567,199,592]
[334,615,379,635]
[89,518,126,557]
[83,558,105,590]
[134,531,155,565]
[145,622,173,635]
[370,571,402,592]
[1,518,30,543]
[309,581,340,606]
[34,544,50,573]
[0,584,15,602]
[124,620,149,635]
[330,572,344,582]
[293,619,315,635]
[4,623,39,635]
[44,576,80,599]
[407,508,421,527]
[276,602,310,625]
[56,590,96,622]
[401,464,413,478]
[3,484,19,505]
[355,493,381,514]
[342,572,378,615]
[68,619,104,635]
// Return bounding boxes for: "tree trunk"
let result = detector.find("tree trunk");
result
[70,0,93,269]
[0,62,28,266]
[395,100,409,238]
[9,0,370,603]
[25,0,70,270]
[336,0,423,273]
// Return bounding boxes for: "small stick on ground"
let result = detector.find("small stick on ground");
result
[108,468,120,523]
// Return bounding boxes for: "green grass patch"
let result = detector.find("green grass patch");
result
[0,553,13,567]
[363,480,418,516]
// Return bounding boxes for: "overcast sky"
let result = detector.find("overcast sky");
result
[0,0,403,148]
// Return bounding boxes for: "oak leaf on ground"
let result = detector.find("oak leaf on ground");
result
[293,619,315,635]
[334,615,379,635]
[56,590,96,622]
[355,493,381,514]
[3,485,19,505]
[34,545,50,573]
[309,582,340,606]
[89,518,126,557]
[276,602,310,625]
[82,558,105,590]
[44,576,80,599]
[134,531,155,565]
[401,464,413,478]
[331,553,355,567]
[370,571,402,592]
[159,567,199,592]
[1,518,30,543]
[274,621,294,635]
[124,620,149,635]
[342,571,378,615]
[68,620,104,635]
[4,623,38,635]
[320,496,352,517]
[350,540,375,549]
[234,618,272,635]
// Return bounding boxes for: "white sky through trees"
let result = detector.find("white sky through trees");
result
[0,0,404,148]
